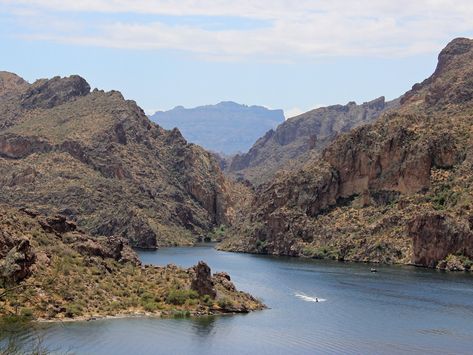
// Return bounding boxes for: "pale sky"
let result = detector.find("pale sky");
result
[1,0,473,117]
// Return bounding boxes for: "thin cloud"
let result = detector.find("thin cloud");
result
[2,0,473,61]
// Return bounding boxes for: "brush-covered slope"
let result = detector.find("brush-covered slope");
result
[228,97,399,185]
[0,205,263,321]
[151,101,284,155]
[221,38,473,271]
[0,73,230,248]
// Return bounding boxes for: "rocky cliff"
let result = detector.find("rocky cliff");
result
[228,97,399,185]
[0,73,231,248]
[0,205,263,320]
[220,38,473,271]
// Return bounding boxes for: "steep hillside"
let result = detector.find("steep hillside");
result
[150,101,284,155]
[228,97,399,185]
[220,38,473,271]
[0,205,263,321]
[0,73,230,248]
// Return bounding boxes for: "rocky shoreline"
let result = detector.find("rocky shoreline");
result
[0,206,264,323]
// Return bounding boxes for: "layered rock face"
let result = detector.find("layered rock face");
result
[221,38,473,270]
[0,72,230,248]
[228,97,399,185]
[409,214,473,268]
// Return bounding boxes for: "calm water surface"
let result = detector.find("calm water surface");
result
[4,245,473,354]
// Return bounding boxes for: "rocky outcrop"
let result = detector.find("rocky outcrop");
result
[401,38,473,106]
[213,272,236,292]
[409,214,473,268]
[0,237,36,286]
[72,235,140,265]
[0,134,52,159]
[190,261,216,298]
[39,215,78,234]
[228,97,399,185]
[20,75,90,109]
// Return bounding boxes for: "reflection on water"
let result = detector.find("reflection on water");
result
[2,246,473,355]
[189,315,216,337]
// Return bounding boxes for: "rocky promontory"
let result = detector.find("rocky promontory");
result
[0,205,264,321]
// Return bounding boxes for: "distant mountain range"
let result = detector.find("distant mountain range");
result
[150,101,285,155]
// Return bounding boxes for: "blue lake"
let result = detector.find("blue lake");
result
[5,245,473,354]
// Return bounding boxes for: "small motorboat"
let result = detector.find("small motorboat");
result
[370,268,377,273]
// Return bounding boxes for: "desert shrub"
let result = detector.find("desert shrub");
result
[302,245,338,260]
[19,308,33,319]
[202,294,213,307]
[166,289,199,306]
[64,304,82,318]
[217,297,233,309]
[142,301,159,312]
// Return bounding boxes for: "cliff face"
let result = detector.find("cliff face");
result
[221,38,473,270]
[151,101,284,155]
[228,97,399,185]
[0,72,230,248]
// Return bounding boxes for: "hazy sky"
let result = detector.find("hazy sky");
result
[1,0,473,117]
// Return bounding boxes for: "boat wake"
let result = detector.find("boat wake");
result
[294,292,326,302]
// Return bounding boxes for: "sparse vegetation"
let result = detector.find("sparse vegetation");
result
[166,289,199,306]
[0,205,264,322]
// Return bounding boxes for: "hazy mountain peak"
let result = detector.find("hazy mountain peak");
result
[150,101,284,154]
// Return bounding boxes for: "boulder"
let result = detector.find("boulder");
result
[39,215,77,234]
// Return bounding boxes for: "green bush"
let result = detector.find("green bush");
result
[142,301,159,312]
[217,297,233,309]
[302,245,338,260]
[166,289,199,305]
[64,304,82,318]
[202,294,213,307]
[19,308,33,319]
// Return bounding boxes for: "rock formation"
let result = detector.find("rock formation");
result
[190,261,216,298]
[220,38,473,271]
[409,213,473,268]
[228,97,399,185]
[0,72,231,248]
[0,237,36,287]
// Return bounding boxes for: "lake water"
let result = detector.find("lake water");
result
[4,245,473,354]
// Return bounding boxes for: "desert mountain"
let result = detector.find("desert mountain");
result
[150,101,284,155]
[228,97,399,185]
[220,38,473,271]
[0,72,231,248]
